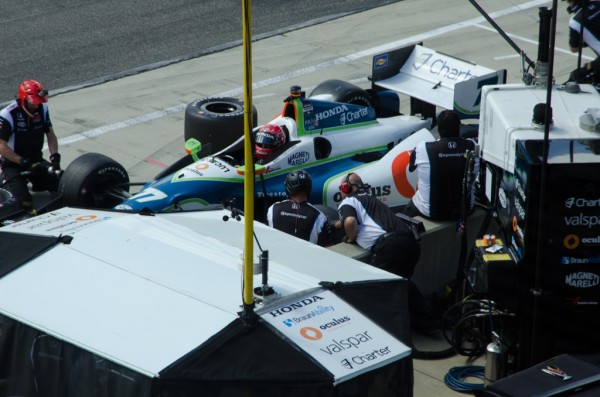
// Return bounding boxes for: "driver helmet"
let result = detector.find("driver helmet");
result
[255,124,287,159]
[18,80,48,106]
[285,170,312,197]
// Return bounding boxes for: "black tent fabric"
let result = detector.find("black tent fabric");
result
[158,318,333,394]
[0,313,153,397]
[0,231,65,278]
[159,279,412,397]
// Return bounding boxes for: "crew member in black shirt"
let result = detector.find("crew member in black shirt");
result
[402,109,478,221]
[336,172,419,278]
[267,170,332,246]
[0,80,61,208]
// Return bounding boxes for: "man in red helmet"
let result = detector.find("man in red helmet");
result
[0,80,61,208]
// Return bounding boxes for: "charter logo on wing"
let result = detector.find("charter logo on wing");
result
[413,53,433,70]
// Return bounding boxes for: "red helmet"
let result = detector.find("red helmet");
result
[18,80,48,106]
[255,124,287,159]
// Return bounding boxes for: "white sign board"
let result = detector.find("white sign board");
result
[259,288,411,385]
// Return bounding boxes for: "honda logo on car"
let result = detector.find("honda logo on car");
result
[565,272,600,288]
[565,197,600,208]
[314,104,369,125]
[269,295,325,318]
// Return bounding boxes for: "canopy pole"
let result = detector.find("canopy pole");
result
[240,0,257,325]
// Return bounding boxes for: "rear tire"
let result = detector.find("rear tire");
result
[184,97,258,154]
[309,79,372,107]
[59,153,129,209]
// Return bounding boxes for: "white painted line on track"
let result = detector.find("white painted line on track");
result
[473,23,595,60]
[57,0,551,148]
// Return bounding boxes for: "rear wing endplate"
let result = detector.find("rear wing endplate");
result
[371,44,506,119]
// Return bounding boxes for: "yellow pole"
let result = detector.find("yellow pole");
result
[241,0,255,310]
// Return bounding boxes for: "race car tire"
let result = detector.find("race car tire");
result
[0,188,19,221]
[184,97,258,155]
[309,79,372,107]
[59,153,130,209]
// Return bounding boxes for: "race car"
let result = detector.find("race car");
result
[114,83,431,217]
[112,44,505,218]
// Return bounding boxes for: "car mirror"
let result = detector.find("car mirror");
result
[185,138,203,161]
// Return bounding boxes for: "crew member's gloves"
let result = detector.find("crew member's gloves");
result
[50,153,61,170]
[19,157,31,169]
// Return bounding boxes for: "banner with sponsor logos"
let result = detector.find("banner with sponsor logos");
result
[258,288,411,385]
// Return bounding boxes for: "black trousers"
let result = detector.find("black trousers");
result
[369,232,420,279]
[0,163,58,207]
[370,232,438,331]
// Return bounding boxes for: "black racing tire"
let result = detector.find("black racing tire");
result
[0,188,19,221]
[184,97,258,154]
[59,153,129,209]
[309,79,372,107]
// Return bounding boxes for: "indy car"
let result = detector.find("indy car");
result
[114,45,504,216]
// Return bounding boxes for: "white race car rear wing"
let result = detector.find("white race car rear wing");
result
[371,44,506,119]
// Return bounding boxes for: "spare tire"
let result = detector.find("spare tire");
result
[59,153,129,209]
[184,97,258,154]
[309,79,372,107]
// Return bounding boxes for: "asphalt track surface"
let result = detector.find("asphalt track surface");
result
[0,0,399,103]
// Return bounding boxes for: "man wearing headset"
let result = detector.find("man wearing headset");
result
[267,170,333,246]
[335,172,419,277]
[335,172,439,335]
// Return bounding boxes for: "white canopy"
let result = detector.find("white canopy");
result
[0,208,397,377]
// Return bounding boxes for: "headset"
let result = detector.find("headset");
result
[339,173,357,195]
